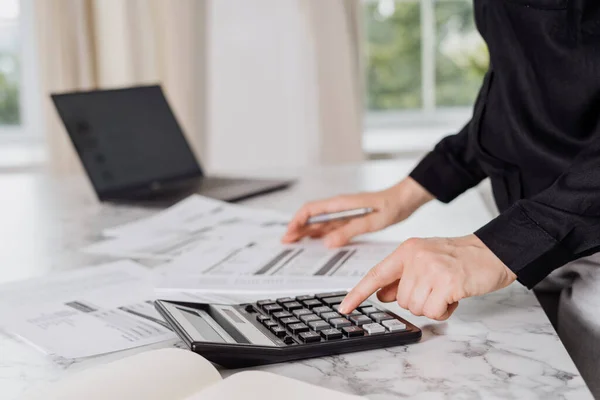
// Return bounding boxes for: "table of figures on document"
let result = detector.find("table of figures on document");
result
[165,240,398,279]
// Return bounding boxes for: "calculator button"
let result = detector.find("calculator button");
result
[299,331,321,343]
[280,317,301,326]
[282,301,303,311]
[360,306,379,316]
[382,319,407,332]
[356,302,374,311]
[263,304,283,314]
[315,291,348,299]
[256,315,270,323]
[333,305,361,316]
[272,311,293,320]
[244,304,256,313]
[283,336,296,345]
[330,318,351,328]
[288,323,309,334]
[349,315,372,326]
[264,320,278,328]
[292,308,313,318]
[303,299,323,309]
[320,311,341,321]
[342,326,364,337]
[300,314,322,324]
[370,312,394,323]
[295,295,315,302]
[312,306,333,316]
[276,297,295,305]
[308,320,331,332]
[270,326,287,338]
[321,328,343,340]
[321,296,346,306]
[257,299,275,307]
[363,323,386,336]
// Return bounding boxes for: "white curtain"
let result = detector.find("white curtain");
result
[34,0,206,173]
[206,0,365,173]
[35,0,364,175]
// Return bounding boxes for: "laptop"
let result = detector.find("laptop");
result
[51,86,292,204]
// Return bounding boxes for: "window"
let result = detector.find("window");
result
[0,0,44,169]
[363,0,489,156]
[0,0,20,127]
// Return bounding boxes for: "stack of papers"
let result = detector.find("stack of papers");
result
[2,195,398,359]
[0,261,176,359]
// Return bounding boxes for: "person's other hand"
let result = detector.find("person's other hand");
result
[282,177,434,248]
[338,234,517,320]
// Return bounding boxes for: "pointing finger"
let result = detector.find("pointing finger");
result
[339,253,403,314]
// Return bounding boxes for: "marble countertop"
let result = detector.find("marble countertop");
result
[0,160,592,399]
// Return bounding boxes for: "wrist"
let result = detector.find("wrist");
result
[390,177,434,211]
[462,234,517,285]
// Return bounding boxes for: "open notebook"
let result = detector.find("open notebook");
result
[22,348,365,400]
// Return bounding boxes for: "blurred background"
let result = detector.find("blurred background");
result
[0,0,488,174]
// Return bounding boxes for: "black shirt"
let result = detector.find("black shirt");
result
[409,0,600,288]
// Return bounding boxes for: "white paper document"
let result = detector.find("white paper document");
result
[91,195,290,260]
[0,261,176,359]
[102,194,290,239]
[82,232,212,261]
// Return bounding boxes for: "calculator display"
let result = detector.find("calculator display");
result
[177,308,230,344]
[169,304,277,346]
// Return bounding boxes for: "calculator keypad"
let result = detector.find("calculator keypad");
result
[253,291,410,345]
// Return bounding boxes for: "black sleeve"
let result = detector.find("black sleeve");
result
[409,120,488,203]
[475,141,600,289]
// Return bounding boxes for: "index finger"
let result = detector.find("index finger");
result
[338,253,403,314]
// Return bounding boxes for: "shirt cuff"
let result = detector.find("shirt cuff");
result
[409,150,482,203]
[474,202,572,289]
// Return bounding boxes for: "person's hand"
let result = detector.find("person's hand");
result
[282,177,434,248]
[338,234,517,320]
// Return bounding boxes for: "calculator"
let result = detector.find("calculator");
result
[155,291,421,368]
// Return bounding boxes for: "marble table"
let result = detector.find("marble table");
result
[0,160,592,399]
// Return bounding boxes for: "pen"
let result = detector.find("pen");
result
[306,208,375,225]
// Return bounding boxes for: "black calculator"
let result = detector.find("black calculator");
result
[155,291,421,368]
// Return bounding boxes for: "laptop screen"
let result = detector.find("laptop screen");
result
[51,85,202,197]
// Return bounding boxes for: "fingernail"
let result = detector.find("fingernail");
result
[338,302,347,314]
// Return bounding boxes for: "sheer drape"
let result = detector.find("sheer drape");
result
[34,0,363,174]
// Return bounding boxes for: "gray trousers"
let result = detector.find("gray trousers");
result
[535,254,600,398]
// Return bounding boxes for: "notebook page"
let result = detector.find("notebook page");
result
[186,371,365,400]
[22,349,222,400]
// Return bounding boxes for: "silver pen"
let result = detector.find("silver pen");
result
[306,207,375,225]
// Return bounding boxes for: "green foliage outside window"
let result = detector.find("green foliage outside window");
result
[365,2,422,110]
[365,0,489,111]
[0,52,20,125]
